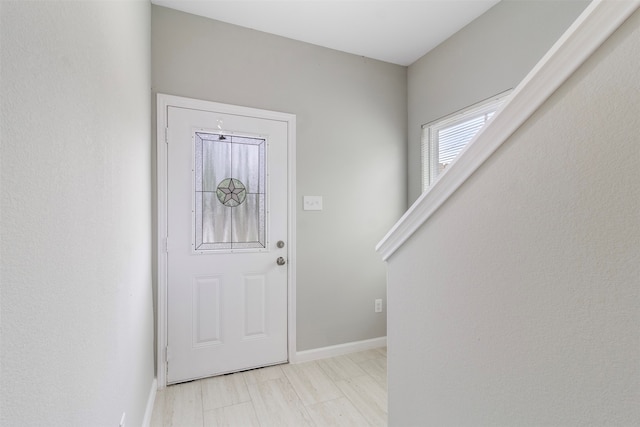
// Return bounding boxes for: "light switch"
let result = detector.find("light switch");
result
[303,196,323,211]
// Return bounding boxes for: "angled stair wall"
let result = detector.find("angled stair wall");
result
[379,2,640,425]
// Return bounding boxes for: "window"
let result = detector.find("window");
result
[194,132,266,252]
[421,91,511,191]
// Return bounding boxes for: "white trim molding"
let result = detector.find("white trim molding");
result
[294,337,387,364]
[156,94,297,388]
[377,0,640,261]
[142,378,158,427]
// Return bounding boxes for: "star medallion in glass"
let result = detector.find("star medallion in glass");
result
[194,131,266,251]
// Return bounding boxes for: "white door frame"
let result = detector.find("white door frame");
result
[156,94,297,388]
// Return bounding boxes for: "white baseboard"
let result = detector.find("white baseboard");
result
[293,336,386,364]
[142,378,158,427]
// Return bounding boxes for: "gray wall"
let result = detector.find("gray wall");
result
[0,1,154,426]
[151,6,407,351]
[387,7,640,425]
[407,0,590,204]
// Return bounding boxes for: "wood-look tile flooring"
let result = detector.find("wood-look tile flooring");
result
[151,347,387,427]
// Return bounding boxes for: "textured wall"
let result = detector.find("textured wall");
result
[407,0,590,204]
[152,6,407,351]
[0,1,154,426]
[388,7,640,426]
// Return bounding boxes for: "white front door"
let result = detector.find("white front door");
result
[164,100,290,384]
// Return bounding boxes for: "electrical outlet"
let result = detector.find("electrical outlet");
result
[375,299,383,313]
[119,412,126,427]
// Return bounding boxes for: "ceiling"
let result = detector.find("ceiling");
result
[151,0,500,66]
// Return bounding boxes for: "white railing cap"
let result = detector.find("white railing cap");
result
[376,0,640,262]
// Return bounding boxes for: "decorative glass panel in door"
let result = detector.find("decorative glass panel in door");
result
[194,132,266,251]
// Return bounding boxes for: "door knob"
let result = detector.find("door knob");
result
[276,257,286,266]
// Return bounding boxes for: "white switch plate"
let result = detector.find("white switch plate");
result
[375,299,383,313]
[303,196,323,211]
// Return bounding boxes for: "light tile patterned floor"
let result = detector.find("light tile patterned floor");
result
[151,347,387,427]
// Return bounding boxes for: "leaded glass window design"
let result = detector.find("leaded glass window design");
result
[194,132,266,251]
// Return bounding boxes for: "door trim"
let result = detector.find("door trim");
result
[156,94,297,388]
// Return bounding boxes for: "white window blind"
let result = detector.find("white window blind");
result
[422,91,510,191]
